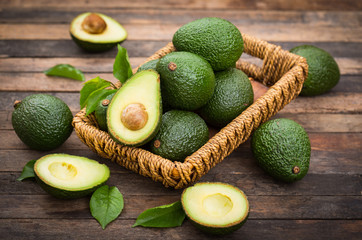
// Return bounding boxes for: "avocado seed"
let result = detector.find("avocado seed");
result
[121,103,148,131]
[81,13,107,34]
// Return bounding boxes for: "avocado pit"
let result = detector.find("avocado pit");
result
[81,13,107,34]
[121,103,148,131]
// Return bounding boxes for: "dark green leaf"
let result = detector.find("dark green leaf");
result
[79,77,112,108]
[113,45,133,83]
[90,185,124,229]
[133,201,185,228]
[44,64,85,81]
[17,159,36,181]
[85,88,118,116]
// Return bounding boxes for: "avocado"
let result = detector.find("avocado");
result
[290,45,340,96]
[149,110,209,162]
[94,92,115,131]
[156,51,215,111]
[251,118,311,182]
[136,59,159,73]
[70,12,127,52]
[199,68,254,128]
[107,70,162,146]
[12,94,73,151]
[181,182,249,235]
[34,153,110,199]
[173,17,243,71]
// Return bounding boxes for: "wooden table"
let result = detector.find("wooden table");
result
[1,1,361,239]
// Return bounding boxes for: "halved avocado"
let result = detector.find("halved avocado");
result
[181,182,249,235]
[70,12,127,52]
[107,70,162,146]
[34,154,110,199]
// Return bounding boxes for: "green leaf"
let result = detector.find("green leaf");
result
[17,159,36,181]
[90,185,124,229]
[44,64,85,81]
[79,77,112,108]
[133,201,185,228]
[113,45,133,83]
[85,88,118,116]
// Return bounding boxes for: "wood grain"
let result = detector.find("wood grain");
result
[1,0,361,11]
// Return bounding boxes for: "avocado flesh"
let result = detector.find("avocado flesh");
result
[181,182,249,235]
[70,12,127,52]
[107,70,162,146]
[34,154,110,199]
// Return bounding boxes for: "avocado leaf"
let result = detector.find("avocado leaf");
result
[132,201,185,228]
[90,185,124,229]
[79,77,112,108]
[17,159,36,181]
[85,88,118,116]
[44,64,85,81]
[113,45,133,83]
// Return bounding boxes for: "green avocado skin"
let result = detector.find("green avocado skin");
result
[199,68,254,128]
[156,51,215,111]
[251,118,311,182]
[136,59,159,72]
[290,45,340,96]
[172,17,243,71]
[70,33,123,52]
[149,110,209,162]
[12,94,73,151]
[94,93,115,131]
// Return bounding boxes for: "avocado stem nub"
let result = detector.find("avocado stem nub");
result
[153,140,161,148]
[292,166,300,174]
[13,100,21,109]
[121,103,148,131]
[168,62,177,71]
[102,99,110,107]
[81,13,107,34]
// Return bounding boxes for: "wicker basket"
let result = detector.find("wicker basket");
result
[72,33,308,189]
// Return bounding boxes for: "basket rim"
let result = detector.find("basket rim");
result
[72,33,308,189]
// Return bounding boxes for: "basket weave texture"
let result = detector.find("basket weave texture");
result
[72,33,308,189]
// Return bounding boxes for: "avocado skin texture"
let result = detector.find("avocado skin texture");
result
[199,68,254,128]
[157,51,215,111]
[173,17,243,71]
[150,110,209,162]
[290,45,340,96]
[251,118,311,182]
[136,59,159,73]
[70,33,123,52]
[12,94,73,151]
[94,93,115,131]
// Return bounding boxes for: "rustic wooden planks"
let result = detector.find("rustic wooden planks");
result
[1,0,361,239]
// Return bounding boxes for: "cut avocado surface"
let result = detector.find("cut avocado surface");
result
[107,70,162,146]
[34,154,110,199]
[70,12,127,52]
[181,182,249,235]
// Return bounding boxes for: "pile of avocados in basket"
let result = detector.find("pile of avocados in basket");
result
[103,17,255,163]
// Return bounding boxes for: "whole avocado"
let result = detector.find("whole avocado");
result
[199,68,254,127]
[150,110,209,162]
[290,45,340,96]
[251,118,311,182]
[12,94,73,151]
[172,17,243,71]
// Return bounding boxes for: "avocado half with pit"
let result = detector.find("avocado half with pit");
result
[70,12,127,52]
[181,182,249,235]
[34,154,110,199]
[107,70,162,147]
